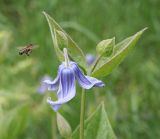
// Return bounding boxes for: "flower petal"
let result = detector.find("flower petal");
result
[85,54,96,66]
[43,75,59,91]
[37,84,48,94]
[85,76,105,87]
[42,63,65,91]
[47,68,76,111]
[71,62,105,89]
[37,75,52,94]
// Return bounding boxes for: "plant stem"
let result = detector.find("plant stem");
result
[90,55,102,73]
[52,116,56,139]
[80,88,86,139]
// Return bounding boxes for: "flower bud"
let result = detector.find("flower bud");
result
[85,54,96,66]
[57,113,72,139]
[96,37,115,57]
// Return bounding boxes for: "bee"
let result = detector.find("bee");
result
[18,44,38,56]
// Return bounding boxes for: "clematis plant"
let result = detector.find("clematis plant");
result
[44,48,105,111]
[42,12,146,139]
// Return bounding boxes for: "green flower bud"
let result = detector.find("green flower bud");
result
[96,37,115,57]
[57,113,72,139]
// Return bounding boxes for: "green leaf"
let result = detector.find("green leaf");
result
[91,28,147,77]
[72,103,116,139]
[57,113,72,139]
[56,30,68,50]
[43,11,85,68]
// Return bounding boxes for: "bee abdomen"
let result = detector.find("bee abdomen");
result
[19,51,24,55]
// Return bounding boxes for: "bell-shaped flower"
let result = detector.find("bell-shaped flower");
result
[43,48,105,111]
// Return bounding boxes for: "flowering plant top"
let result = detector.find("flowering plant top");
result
[43,48,105,111]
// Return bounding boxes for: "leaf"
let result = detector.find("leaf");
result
[91,28,147,77]
[43,11,85,68]
[56,30,69,50]
[72,103,116,139]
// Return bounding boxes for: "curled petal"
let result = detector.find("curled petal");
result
[43,75,59,91]
[85,76,105,87]
[47,97,62,112]
[47,68,76,111]
[71,62,105,89]
[37,75,52,94]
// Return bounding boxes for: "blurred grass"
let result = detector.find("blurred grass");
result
[0,0,160,139]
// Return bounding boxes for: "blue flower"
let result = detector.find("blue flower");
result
[43,48,105,111]
[37,75,52,94]
[85,54,96,66]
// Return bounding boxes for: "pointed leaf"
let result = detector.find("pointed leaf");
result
[43,11,85,68]
[72,103,116,139]
[56,30,68,50]
[91,28,147,77]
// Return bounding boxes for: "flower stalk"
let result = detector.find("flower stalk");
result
[80,88,86,139]
[64,48,70,67]
[52,116,56,139]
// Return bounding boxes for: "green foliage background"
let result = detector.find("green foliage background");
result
[0,0,160,138]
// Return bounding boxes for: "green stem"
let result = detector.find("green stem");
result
[52,116,56,139]
[90,55,102,73]
[80,88,86,139]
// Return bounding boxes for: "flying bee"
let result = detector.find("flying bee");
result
[17,44,38,56]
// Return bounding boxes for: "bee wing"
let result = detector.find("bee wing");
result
[32,45,39,49]
[17,46,26,50]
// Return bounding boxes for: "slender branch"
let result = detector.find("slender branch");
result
[52,116,56,139]
[80,88,86,139]
[90,55,102,73]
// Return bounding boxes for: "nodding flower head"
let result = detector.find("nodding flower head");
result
[43,48,105,111]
